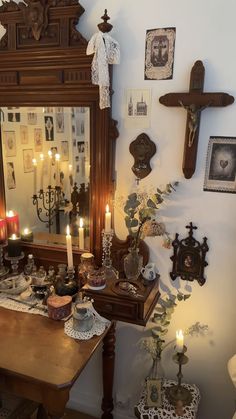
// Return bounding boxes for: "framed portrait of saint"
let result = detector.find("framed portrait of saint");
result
[4,131,16,157]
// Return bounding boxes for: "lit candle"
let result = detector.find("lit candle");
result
[79,218,84,249]
[21,227,33,242]
[48,150,52,187]
[55,153,60,187]
[66,225,73,270]
[176,330,184,353]
[6,210,20,236]
[105,204,111,232]
[39,153,44,191]
[0,218,7,243]
[8,233,22,257]
[32,158,37,195]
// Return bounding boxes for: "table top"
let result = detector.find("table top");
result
[0,307,110,390]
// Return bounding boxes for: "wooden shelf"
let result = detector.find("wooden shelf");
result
[82,278,160,326]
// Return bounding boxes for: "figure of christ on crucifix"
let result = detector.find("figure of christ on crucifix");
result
[159,60,234,179]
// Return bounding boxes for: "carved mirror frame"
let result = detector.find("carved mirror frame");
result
[0,0,118,266]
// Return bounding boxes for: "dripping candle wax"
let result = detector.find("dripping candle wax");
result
[6,210,20,236]
[105,204,111,232]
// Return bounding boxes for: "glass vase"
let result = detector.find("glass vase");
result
[149,356,165,380]
[124,247,143,281]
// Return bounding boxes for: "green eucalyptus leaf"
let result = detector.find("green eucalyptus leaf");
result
[177,293,183,301]
[147,199,157,209]
[183,294,191,301]
[154,306,166,313]
[165,306,175,314]
[155,194,164,204]
[159,329,168,336]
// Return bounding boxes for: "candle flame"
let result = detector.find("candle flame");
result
[7,210,15,217]
[48,150,52,158]
[55,153,60,161]
[23,228,29,234]
[105,204,110,213]
[39,153,44,161]
[79,218,84,228]
[176,330,184,340]
[11,234,17,240]
[69,164,72,171]
[66,225,70,236]
[32,158,37,166]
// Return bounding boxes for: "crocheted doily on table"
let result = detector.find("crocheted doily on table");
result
[0,293,48,316]
[64,316,110,340]
[135,379,200,419]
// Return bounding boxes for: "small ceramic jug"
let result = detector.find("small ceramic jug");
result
[141,262,156,281]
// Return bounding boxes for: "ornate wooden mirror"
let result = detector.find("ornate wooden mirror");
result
[0,0,118,266]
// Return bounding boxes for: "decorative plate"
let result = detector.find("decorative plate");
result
[0,274,31,295]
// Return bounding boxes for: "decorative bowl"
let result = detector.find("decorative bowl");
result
[0,274,31,295]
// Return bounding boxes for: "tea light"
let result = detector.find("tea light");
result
[21,228,33,242]
[8,233,22,257]
[0,218,7,243]
[6,210,20,236]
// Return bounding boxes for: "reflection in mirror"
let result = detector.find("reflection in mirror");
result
[0,106,90,250]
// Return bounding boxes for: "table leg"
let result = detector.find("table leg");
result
[101,321,116,419]
[37,388,69,419]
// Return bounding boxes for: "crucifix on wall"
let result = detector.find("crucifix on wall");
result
[159,60,234,179]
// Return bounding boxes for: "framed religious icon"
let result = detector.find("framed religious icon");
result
[6,162,16,189]
[203,136,236,193]
[144,27,176,80]
[146,378,162,408]
[44,116,54,141]
[170,222,209,286]
[34,128,43,152]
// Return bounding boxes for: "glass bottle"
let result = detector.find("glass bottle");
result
[124,248,143,281]
[24,254,36,276]
[78,253,95,287]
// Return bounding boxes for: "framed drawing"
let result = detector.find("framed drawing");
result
[146,378,162,408]
[170,222,209,286]
[27,112,37,125]
[23,149,34,173]
[6,162,16,189]
[56,111,64,133]
[4,131,16,157]
[204,136,236,193]
[144,27,176,80]
[61,141,69,161]
[34,128,43,152]
[44,116,54,141]
[20,125,28,144]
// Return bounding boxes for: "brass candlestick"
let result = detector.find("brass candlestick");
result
[166,345,192,407]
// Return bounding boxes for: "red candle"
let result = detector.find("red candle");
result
[6,211,20,237]
[0,218,7,243]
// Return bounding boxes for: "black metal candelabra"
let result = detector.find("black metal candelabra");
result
[32,185,64,233]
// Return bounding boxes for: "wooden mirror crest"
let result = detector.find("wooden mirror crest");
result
[0,0,119,267]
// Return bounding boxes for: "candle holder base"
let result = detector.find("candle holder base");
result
[0,242,9,279]
[5,252,25,276]
[166,384,192,406]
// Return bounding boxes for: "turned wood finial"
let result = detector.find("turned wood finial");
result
[97,9,113,33]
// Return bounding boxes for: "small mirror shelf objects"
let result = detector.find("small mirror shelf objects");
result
[170,222,209,286]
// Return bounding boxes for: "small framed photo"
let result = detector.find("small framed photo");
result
[4,131,16,157]
[8,112,20,122]
[146,378,162,408]
[27,112,37,125]
[144,27,176,80]
[23,149,34,173]
[204,136,236,193]
[61,140,69,161]
[6,162,16,189]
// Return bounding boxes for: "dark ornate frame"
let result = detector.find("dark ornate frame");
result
[170,222,209,286]
[0,0,118,266]
[129,132,156,181]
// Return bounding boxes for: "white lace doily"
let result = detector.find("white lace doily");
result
[64,316,110,340]
[135,379,200,419]
[0,293,48,317]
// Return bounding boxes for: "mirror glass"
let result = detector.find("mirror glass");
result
[0,106,90,250]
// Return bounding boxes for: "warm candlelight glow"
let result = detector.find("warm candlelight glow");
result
[69,164,72,172]
[39,154,44,161]
[23,228,29,234]
[48,150,52,158]
[79,218,84,228]
[32,158,37,166]
[79,218,84,249]
[66,225,70,236]
[55,153,60,161]
[105,204,111,232]
[11,234,17,240]
[66,224,73,269]
[6,211,20,236]
[6,210,14,217]
[176,329,184,353]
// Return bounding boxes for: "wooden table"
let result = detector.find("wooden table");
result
[0,307,115,419]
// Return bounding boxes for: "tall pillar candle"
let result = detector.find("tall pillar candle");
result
[66,225,73,270]
[8,233,22,257]
[105,204,111,232]
[48,150,52,187]
[6,211,20,236]
[55,153,60,187]
[39,153,44,191]
[79,218,84,249]
[32,158,37,195]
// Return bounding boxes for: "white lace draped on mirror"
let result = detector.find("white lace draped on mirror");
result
[0,106,90,250]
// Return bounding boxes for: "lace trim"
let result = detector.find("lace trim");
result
[135,379,200,419]
[0,293,48,316]
[87,31,120,109]
[64,316,110,340]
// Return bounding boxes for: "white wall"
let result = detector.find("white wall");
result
[1,1,236,418]
[72,1,236,418]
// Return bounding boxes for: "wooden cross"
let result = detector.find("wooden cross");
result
[159,60,234,179]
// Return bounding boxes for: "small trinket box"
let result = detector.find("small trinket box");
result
[47,295,72,320]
